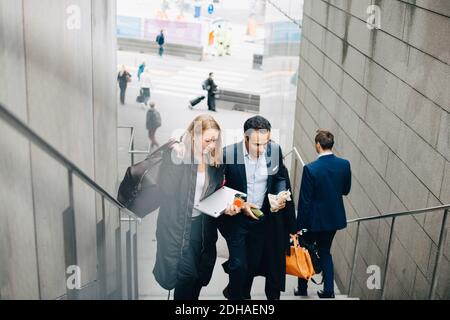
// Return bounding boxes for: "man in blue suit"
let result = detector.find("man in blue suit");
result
[295,129,351,298]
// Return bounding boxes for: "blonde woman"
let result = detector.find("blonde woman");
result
[153,114,224,300]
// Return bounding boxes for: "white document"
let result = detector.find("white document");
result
[194,186,246,218]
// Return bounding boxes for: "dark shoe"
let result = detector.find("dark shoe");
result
[317,290,335,299]
[293,287,308,297]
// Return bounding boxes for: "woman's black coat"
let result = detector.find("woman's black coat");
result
[153,146,224,290]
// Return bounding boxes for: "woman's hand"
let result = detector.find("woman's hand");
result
[224,204,241,216]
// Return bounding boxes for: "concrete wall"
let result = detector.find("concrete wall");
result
[294,0,449,299]
[0,0,119,299]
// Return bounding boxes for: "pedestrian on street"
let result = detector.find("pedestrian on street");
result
[203,72,218,112]
[146,102,161,150]
[207,30,216,56]
[215,24,225,56]
[224,26,233,55]
[156,30,165,57]
[137,61,146,82]
[117,65,131,105]
[140,68,153,108]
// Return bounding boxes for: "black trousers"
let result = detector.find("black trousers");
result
[119,84,127,104]
[298,230,336,295]
[207,93,216,111]
[142,88,150,105]
[218,216,279,300]
[174,216,203,300]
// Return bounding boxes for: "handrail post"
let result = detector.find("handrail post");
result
[63,169,78,300]
[133,221,139,300]
[96,196,107,299]
[381,217,396,299]
[348,221,360,295]
[293,157,298,200]
[429,209,449,299]
[116,210,123,299]
[126,219,133,299]
[130,128,135,166]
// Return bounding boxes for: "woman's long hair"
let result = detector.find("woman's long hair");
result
[181,114,222,167]
[119,65,126,77]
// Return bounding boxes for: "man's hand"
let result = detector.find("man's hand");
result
[268,190,291,213]
[224,204,241,216]
[242,203,260,220]
[269,197,286,213]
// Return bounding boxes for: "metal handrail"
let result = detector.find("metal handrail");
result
[0,103,141,299]
[347,206,448,300]
[0,104,141,222]
[283,146,306,167]
[347,204,450,224]
[285,145,449,300]
[118,126,150,165]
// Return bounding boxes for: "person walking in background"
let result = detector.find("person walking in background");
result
[146,102,161,150]
[137,61,146,82]
[153,115,224,300]
[140,68,153,108]
[295,129,352,299]
[203,72,218,112]
[224,26,233,55]
[117,65,131,105]
[156,30,165,57]
[215,24,225,56]
[208,30,215,56]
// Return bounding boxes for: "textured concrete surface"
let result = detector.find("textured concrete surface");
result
[0,0,119,299]
[294,0,450,299]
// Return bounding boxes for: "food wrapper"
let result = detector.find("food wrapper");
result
[268,190,292,212]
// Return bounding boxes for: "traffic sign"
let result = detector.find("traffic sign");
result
[208,4,214,14]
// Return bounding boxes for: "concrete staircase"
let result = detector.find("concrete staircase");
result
[198,258,359,300]
[140,256,359,300]
[137,214,359,301]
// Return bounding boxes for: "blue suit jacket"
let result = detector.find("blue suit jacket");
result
[297,154,351,232]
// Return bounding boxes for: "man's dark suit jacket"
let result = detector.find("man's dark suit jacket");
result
[222,141,289,207]
[297,153,351,232]
[220,140,297,292]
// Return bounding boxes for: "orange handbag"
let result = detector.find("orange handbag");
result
[286,234,315,280]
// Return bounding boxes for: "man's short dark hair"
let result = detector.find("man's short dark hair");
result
[209,72,213,77]
[315,129,334,150]
[244,116,271,136]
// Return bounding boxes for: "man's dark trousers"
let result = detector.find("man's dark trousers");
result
[207,93,216,111]
[219,215,279,300]
[298,230,336,295]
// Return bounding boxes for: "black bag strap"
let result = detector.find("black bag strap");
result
[148,138,178,157]
[310,275,324,285]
